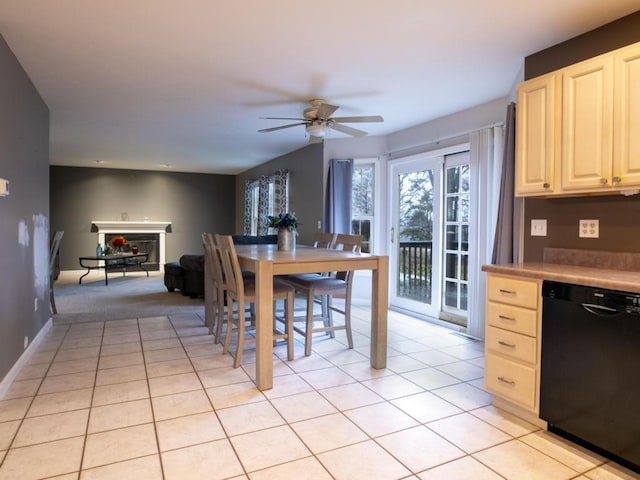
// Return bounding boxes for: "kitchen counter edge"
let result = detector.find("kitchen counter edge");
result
[482,263,640,294]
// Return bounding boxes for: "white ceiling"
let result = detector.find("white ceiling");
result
[0,1,638,174]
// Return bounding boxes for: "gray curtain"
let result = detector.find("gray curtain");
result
[324,159,353,234]
[491,102,518,264]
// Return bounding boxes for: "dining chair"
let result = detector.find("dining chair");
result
[215,234,296,368]
[49,231,64,315]
[284,233,362,356]
[202,233,226,343]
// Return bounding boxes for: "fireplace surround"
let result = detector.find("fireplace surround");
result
[91,221,171,268]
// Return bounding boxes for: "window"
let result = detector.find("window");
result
[351,162,375,253]
[244,171,289,235]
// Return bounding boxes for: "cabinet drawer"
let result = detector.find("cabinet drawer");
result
[485,354,537,410]
[487,275,539,309]
[486,301,538,337]
[486,326,537,364]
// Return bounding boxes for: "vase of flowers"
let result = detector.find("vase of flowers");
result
[266,213,298,251]
[109,236,128,254]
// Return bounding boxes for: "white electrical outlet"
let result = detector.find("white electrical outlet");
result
[579,219,599,238]
[531,219,547,236]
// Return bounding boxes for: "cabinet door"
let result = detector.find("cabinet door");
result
[561,55,614,191]
[515,74,558,196]
[614,43,640,188]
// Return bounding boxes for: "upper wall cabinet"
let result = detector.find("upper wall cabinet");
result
[614,43,640,188]
[515,42,640,197]
[515,73,559,195]
[560,54,614,191]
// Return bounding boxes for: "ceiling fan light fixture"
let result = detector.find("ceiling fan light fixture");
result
[306,121,329,137]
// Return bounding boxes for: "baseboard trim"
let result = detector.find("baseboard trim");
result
[0,318,52,400]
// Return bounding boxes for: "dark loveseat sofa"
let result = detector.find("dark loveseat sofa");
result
[163,235,277,298]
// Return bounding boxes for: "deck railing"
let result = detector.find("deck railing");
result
[398,241,432,303]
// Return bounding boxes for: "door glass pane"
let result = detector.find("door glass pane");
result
[445,253,458,278]
[397,169,434,304]
[446,225,458,250]
[446,168,459,193]
[461,225,469,252]
[461,164,470,192]
[445,281,457,308]
[461,254,468,281]
[446,197,458,221]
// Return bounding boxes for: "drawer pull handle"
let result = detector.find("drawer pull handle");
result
[498,315,515,321]
[498,376,515,385]
[498,341,516,348]
[499,289,516,295]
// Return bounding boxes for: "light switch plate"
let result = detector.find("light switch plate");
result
[579,219,599,238]
[531,219,547,236]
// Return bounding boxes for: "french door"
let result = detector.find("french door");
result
[389,153,442,319]
[389,147,470,325]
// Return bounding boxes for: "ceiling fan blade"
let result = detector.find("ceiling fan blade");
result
[260,117,307,121]
[330,123,368,137]
[316,102,339,119]
[258,122,307,133]
[330,115,384,123]
[308,135,324,144]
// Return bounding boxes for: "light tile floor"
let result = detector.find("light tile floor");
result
[0,306,638,479]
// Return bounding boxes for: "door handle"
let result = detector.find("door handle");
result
[390,227,395,243]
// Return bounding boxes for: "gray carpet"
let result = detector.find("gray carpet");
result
[52,269,205,325]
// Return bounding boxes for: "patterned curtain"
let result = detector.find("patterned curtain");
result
[243,170,290,235]
[257,176,270,234]
[243,180,253,234]
[272,170,289,214]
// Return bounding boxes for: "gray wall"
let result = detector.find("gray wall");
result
[0,34,50,380]
[51,167,236,270]
[235,143,323,246]
[524,196,640,262]
[525,10,640,79]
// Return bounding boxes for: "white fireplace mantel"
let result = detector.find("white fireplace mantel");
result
[92,221,172,265]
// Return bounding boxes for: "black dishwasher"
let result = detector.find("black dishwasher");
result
[540,281,640,473]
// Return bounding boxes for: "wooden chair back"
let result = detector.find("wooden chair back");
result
[215,234,244,302]
[332,234,362,281]
[312,232,337,249]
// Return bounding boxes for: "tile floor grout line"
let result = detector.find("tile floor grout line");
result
[76,320,107,477]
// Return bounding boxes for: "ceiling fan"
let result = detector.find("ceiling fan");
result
[258,99,384,143]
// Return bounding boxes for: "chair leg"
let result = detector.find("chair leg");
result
[50,288,57,315]
[222,302,235,355]
[325,295,335,338]
[233,303,247,368]
[285,292,294,361]
[305,294,314,357]
[213,289,226,343]
[344,298,354,349]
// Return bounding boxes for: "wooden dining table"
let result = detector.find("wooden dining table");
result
[234,244,389,390]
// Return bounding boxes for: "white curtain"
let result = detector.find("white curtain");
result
[467,125,504,339]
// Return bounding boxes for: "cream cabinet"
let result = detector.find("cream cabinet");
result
[614,42,640,187]
[515,41,640,197]
[560,54,614,192]
[515,73,559,195]
[484,274,541,413]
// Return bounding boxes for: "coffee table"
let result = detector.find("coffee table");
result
[79,253,149,285]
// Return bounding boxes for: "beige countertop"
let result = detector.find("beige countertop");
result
[482,262,640,294]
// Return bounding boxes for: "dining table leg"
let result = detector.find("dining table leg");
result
[254,259,274,390]
[371,255,389,369]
